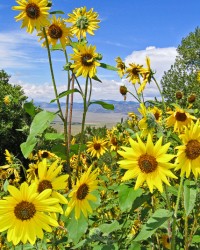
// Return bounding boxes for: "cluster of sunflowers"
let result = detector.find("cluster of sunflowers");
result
[0,0,199,249]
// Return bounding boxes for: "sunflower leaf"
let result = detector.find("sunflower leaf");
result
[20,111,56,158]
[50,88,81,103]
[134,209,172,241]
[44,133,64,141]
[184,180,197,216]
[50,10,65,15]
[118,184,143,212]
[98,220,121,235]
[92,75,102,83]
[89,101,114,110]
[99,63,118,71]
[51,44,63,51]
[66,212,88,244]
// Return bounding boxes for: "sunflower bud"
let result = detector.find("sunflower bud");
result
[175,91,183,100]
[188,94,196,103]
[120,85,127,96]
[96,53,103,61]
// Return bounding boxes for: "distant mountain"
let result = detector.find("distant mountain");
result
[34,100,140,114]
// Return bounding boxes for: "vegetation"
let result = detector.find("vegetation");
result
[0,1,199,250]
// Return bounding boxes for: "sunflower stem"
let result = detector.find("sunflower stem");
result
[76,76,90,179]
[152,76,166,112]
[170,175,184,250]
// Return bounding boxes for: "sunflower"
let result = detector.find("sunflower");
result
[66,6,100,39]
[166,106,196,133]
[38,15,72,49]
[117,134,177,193]
[126,63,143,84]
[0,182,62,245]
[150,106,162,123]
[115,57,126,78]
[175,120,200,178]
[4,149,13,164]
[65,166,98,219]
[70,44,100,78]
[34,159,68,204]
[3,96,11,105]
[12,0,50,34]
[87,136,107,158]
[138,103,157,138]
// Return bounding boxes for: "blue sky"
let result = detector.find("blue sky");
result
[1,0,200,102]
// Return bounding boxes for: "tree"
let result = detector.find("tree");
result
[0,70,31,165]
[161,27,200,110]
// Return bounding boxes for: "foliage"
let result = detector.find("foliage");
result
[0,1,199,250]
[161,27,200,110]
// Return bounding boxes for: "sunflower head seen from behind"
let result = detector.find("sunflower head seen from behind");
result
[118,134,177,193]
[175,120,200,178]
[38,15,72,49]
[70,44,100,78]
[12,0,50,33]
[0,182,61,245]
[65,166,99,220]
[66,6,100,39]
[126,63,143,85]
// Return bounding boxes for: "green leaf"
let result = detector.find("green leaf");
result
[50,88,81,103]
[70,39,87,49]
[20,135,37,158]
[184,180,197,216]
[66,212,88,244]
[21,111,56,158]
[99,63,118,71]
[51,143,67,160]
[129,242,141,250]
[118,184,143,212]
[192,235,200,243]
[3,179,9,192]
[89,101,114,110]
[50,10,65,15]
[51,44,63,51]
[98,220,121,235]
[24,102,36,117]
[92,75,102,83]
[134,209,172,241]
[44,133,64,141]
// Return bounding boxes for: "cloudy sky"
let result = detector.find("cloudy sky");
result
[1,0,200,102]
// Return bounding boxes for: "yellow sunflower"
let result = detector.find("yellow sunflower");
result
[117,134,177,193]
[126,63,143,84]
[175,120,200,178]
[70,44,100,78]
[149,106,162,123]
[87,136,107,158]
[0,182,61,245]
[166,106,196,133]
[4,149,13,164]
[138,57,153,94]
[65,166,98,219]
[66,6,100,39]
[12,0,50,34]
[115,57,126,78]
[38,15,72,49]
[3,96,11,105]
[34,159,68,204]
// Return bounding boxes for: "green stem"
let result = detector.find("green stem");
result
[75,76,89,179]
[152,76,166,112]
[127,90,141,103]
[133,84,142,103]
[184,214,189,250]
[42,28,64,123]
[170,175,184,250]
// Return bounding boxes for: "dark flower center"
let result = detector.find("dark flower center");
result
[132,67,140,76]
[185,140,200,160]
[48,24,63,39]
[94,143,101,150]
[154,112,160,121]
[81,54,93,66]
[111,137,118,146]
[41,151,49,158]
[175,112,187,122]
[76,183,89,200]
[38,180,53,193]
[138,154,158,173]
[76,16,89,29]
[14,201,36,221]
[26,3,40,19]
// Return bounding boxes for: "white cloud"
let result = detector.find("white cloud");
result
[10,46,178,103]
